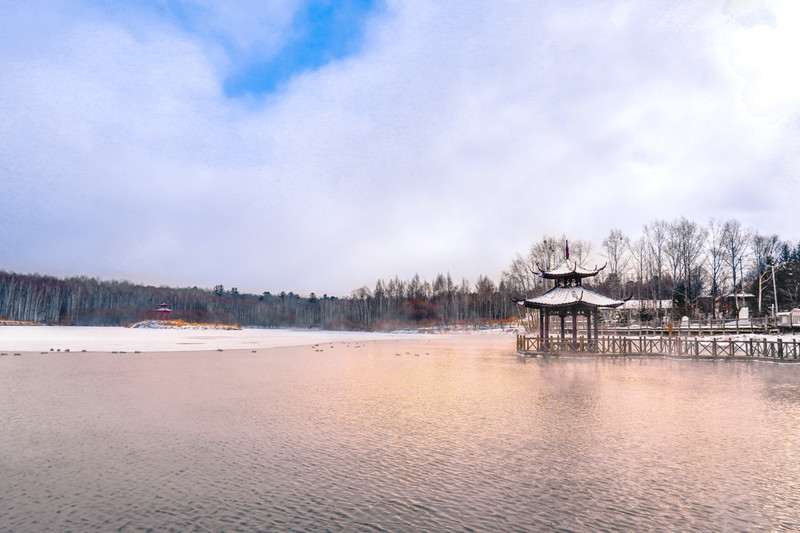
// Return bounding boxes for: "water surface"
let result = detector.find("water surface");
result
[2,338,799,531]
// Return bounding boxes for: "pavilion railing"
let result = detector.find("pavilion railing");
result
[517,335,800,360]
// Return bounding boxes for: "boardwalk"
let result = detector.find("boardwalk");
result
[517,334,800,361]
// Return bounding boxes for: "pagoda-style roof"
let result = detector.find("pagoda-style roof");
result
[538,258,605,280]
[534,241,606,287]
[518,286,624,310]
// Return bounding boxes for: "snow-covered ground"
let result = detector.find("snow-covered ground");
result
[0,326,450,353]
[129,320,240,330]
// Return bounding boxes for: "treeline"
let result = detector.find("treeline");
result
[0,271,516,329]
[2,216,799,329]
[501,217,800,319]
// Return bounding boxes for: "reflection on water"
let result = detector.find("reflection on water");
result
[2,342,800,531]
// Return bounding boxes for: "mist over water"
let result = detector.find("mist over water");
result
[2,340,800,531]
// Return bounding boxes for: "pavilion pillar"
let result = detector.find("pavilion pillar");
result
[572,311,577,341]
[560,314,565,341]
[593,308,599,342]
[544,310,550,340]
[586,311,592,342]
[539,309,544,339]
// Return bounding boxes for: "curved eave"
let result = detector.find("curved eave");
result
[537,259,606,279]
[518,300,623,310]
[516,286,624,310]
[539,271,600,280]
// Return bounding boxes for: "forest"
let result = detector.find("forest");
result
[2,217,799,330]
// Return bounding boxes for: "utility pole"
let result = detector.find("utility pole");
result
[772,265,779,319]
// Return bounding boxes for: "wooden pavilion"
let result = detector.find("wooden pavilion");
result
[155,302,172,321]
[515,243,624,350]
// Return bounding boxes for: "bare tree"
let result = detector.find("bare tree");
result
[705,219,727,319]
[721,219,750,309]
[644,220,669,304]
[503,235,563,297]
[567,238,593,265]
[629,235,649,304]
[475,275,497,319]
[751,232,780,277]
[501,253,538,297]
[750,233,781,316]
[530,235,562,271]
[602,228,630,299]
[667,217,708,317]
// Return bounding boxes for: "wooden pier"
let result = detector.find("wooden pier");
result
[517,334,800,361]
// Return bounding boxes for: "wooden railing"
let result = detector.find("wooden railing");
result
[599,317,775,337]
[517,335,800,360]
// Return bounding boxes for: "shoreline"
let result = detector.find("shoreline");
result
[0,325,516,354]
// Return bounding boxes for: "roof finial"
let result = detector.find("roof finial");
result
[565,240,569,260]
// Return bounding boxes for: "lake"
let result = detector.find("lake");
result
[2,335,800,531]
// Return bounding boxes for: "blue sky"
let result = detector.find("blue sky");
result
[82,0,382,96]
[224,0,381,96]
[2,0,800,295]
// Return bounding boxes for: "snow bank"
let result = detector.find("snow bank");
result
[129,320,240,330]
[0,326,439,353]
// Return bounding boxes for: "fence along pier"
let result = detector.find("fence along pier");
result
[516,334,800,361]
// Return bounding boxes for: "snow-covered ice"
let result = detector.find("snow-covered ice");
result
[0,326,437,353]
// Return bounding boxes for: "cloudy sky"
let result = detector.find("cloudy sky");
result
[2,0,799,296]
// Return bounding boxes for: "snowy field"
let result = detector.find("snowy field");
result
[7,325,790,354]
[0,326,452,353]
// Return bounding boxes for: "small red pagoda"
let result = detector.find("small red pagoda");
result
[515,242,624,350]
[155,302,172,321]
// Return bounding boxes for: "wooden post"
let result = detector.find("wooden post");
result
[586,311,592,343]
[695,339,699,356]
[539,309,545,339]
[712,339,717,357]
[572,311,577,343]
[778,338,784,359]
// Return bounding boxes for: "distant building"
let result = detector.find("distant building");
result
[155,302,172,321]
[697,293,755,318]
[777,309,800,331]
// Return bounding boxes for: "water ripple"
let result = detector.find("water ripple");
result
[1,348,800,531]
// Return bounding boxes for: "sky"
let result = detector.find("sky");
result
[2,0,800,296]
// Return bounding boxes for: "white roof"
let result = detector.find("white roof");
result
[520,286,624,309]
[539,259,602,278]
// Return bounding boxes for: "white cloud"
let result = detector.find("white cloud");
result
[1,0,799,294]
